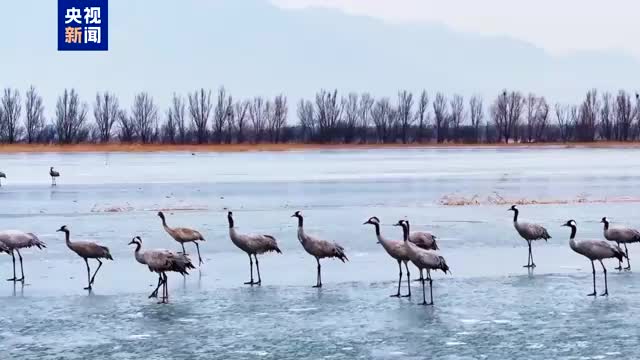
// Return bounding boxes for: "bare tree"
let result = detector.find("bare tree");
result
[492,90,524,143]
[534,97,550,141]
[397,90,414,144]
[131,92,158,144]
[371,97,392,143]
[167,93,187,143]
[234,100,250,143]
[314,89,342,143]
[575,89,599,142]
[614,90,633,141]
[358,93,374,143]
[268,94,287,143]
[24,86,45,143]
[250,97,268,143]
[342,93,359,143]
[297,99,315,142]
[599,92,613,140]
[449,94,465,142]
[213,87,232,143]
[93,92,119,143]
[469,95,483,143]
[415,91,429,143]
[55,89,88,144]
[188,88,212,144]
[162,107,177,144]
[1,88,21,143]
[117,109,136,142]
[525,94,549,142]
[432,93,448,143]
[555,104,576,142]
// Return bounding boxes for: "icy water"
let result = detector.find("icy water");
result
[1,147,640,359]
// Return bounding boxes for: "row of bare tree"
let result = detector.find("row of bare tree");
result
[0,86,638,144]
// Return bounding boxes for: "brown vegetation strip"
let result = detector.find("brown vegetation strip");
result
[2,142,640,153]
[440,193,640,206]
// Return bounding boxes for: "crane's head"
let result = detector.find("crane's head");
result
[363,216,380,225]
[392,220,405,227]
[561,220,576,228]
[128,236,142,245]
[508,205,518,212]
[600,217,609,224]
[50,166,54,170]
[157,211,165,220]
[291,211,302,218]
[228,211,233,217]
[56,225,69,233]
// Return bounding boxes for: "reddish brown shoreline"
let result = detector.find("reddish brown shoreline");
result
[0,142,638,153]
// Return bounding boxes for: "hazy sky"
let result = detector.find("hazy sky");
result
[273,0,640,58]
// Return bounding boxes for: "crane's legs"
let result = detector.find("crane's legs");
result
[244,253,255,285]
[181,243,187,255]
[599,260,608,296]
[587,260,596,296]
[615,242,623,271]
[84,258,92,290]
[158,272,168,304]
[427,269,434,305]
[254,254,262,285]
[418,269,427,305]
[6,250,17,281]
[523,240,536,268]
[16,249,24,282]
[402,261,411,297]
[313,257,322,288]
[623,243,631,271]
[194,242,203,265]
[149,274,163,298]
[89,259,103,286]
[391,260,402,297]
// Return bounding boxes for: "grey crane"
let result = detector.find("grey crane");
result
[128,236,195,303]
[49,167,60,186]
[56,225,113,291]
[601,217,640,271]
[157,211,205,265]
[364,216,411,297]
[394,220,450,306]
[0,230,46,282]
[508,205,551,268]
[0,171,6,186]
[228,211,282,285]
[406,224,439,251]
[291,211,348,288]
[562,220,626,296]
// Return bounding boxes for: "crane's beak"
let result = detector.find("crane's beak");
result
[128,240,135,245]
[362,221,369,225]
[55,228,63,232]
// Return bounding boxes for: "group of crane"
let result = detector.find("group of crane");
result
[0,167,60,187]
[0,172,638,305]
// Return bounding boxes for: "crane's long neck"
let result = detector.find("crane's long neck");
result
[603,221,609,230]
[63,230,72,248]
[402,224,409,242]
[228,215,234,228]
[372,223,380,237]
[296,215,303,228]
[512,209,519,223]
[296,216,306,243]
[569,225,577,240]
[133,242,145,264]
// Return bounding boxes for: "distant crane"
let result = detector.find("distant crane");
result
[56,225,113,291]
[0,230,46,282]
[157,211,205,265]
[508,205,551,268]
[128,236,195,303]
[0,171,6,186]
[228,211,282,285]
[49,167,60,186]
[292,211,348,288]
[562,220,626,296]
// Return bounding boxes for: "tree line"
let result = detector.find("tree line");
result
[0,86,639,145]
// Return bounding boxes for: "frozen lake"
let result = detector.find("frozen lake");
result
[1,147,640,359]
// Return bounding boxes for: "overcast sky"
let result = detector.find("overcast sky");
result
[273,0,640,58]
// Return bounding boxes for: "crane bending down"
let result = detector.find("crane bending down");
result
[508,205,551,268]
[563,220,626,296]
[0,230,46,282]
[364,216,411,297]
[157,211,205,265]
[601,217,640,271]
[57,225,113,291]
[228,211,281,285]
[292,211,348,288]
[49,167,60,186]
[395,220,450,305]
[128,236,195,303]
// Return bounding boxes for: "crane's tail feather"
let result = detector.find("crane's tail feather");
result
[27,233,47,249]
[334,245,348,262]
